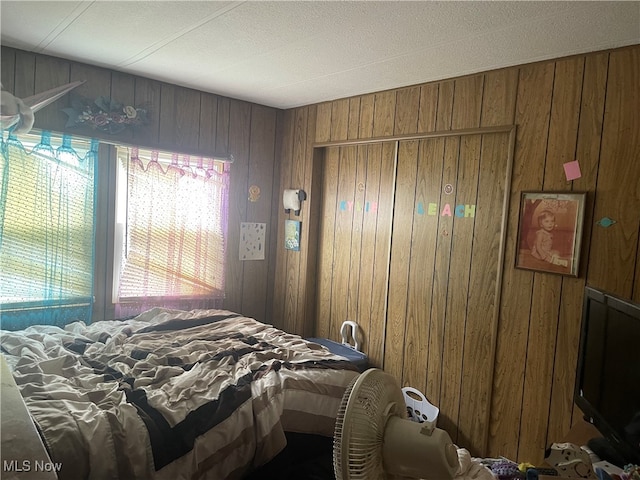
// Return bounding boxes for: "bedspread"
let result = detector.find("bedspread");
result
[0,308,359,480]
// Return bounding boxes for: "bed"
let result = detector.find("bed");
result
[0,308,360,480]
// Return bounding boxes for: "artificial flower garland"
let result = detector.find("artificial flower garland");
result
[63,95,148,134]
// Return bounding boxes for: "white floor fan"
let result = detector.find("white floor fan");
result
[333,368,460,480]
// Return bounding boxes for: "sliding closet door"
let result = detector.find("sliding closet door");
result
[386,131,513,454]
[315,143,396,368]
[314,130,513,456]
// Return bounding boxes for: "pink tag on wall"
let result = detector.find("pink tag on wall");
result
[563,160,582,181]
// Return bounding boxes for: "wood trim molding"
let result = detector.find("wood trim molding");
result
[313,125,516,148]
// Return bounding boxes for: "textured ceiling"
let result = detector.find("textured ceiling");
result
[1,1,639,109]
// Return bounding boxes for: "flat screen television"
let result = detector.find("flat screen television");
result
[574,286,640,466]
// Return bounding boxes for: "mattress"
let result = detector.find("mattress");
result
[305,337,368,371]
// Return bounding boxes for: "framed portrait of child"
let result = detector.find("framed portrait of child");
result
[515,192,587,277]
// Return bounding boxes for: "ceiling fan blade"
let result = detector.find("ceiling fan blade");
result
[1,80,85,132]
[22,80,86,113]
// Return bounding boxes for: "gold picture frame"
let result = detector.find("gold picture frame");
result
[515,191,586,277]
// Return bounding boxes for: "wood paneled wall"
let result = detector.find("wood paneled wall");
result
[272,45,640,463]
[1,47,281,324]
[3,42,638,465]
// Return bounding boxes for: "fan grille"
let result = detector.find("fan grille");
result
[334,370,406,480]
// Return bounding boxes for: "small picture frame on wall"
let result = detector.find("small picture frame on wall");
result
[285,219,301,251]
[515,191,586,277]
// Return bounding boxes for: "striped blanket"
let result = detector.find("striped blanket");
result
[0,308,359,480]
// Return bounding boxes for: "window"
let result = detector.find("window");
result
[113,147,230,316]
[0,132,97,330]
